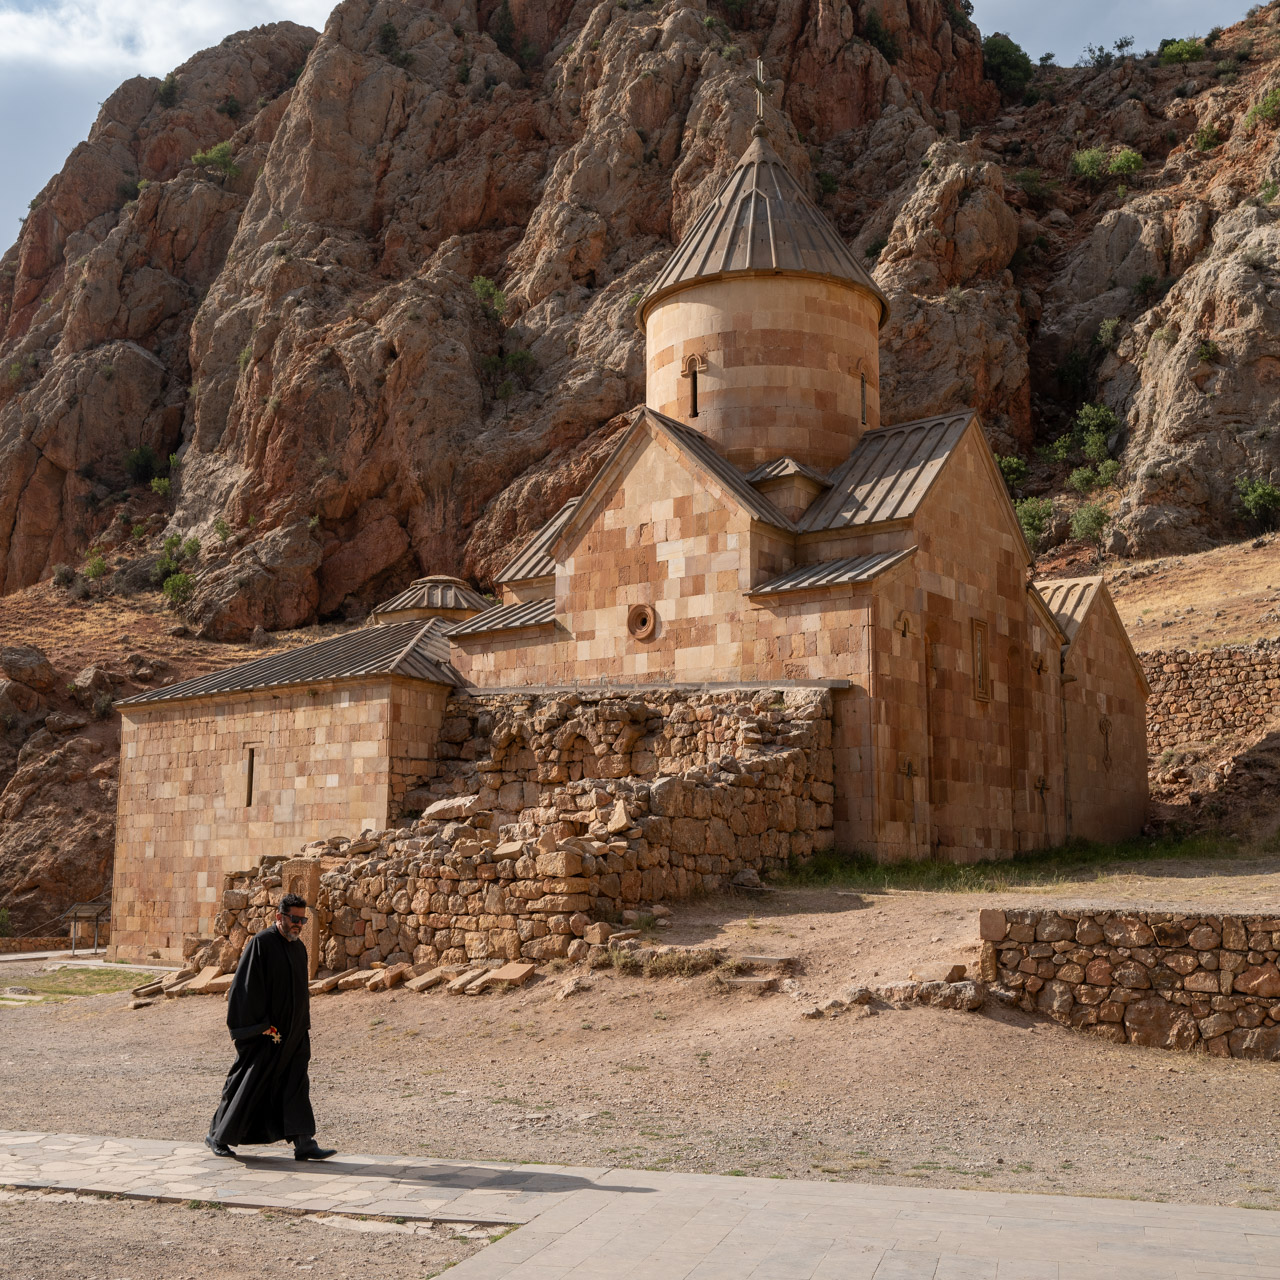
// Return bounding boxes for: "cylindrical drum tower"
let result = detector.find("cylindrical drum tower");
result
[639,128,889,475]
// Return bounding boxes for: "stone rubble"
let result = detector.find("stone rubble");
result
[198,689,833,976]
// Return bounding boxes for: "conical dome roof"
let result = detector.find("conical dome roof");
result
[639,129,889,327]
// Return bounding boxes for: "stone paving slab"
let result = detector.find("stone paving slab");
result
[445,1168,1280,1280]
[0,1131,620,1225]
[6,1132,1280,1278]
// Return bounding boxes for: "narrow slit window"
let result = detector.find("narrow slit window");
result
[245,747,256,807]
[860,373,867,425]
[972,619,990,701]
[681,355,704,419]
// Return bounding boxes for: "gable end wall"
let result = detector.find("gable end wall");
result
[110,679,439,962]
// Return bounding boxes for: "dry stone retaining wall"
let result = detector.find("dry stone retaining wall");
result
[982,906,1280,1060]
[1141,640,1280,753]
[0,936,93,954]
[207,688,834,971]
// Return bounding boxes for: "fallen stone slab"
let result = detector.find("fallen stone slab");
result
[466,962,536,995]
[161,966,197,991]
[446,967,488,994]
[368,962,412,992]
[205,975,233,995]
[405,967,450,993]
[336,971,371,992]
[309,973,345,995]
[130,980,163,998]
[183,965,225,995]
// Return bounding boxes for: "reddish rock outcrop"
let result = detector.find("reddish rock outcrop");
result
[2,1,1277,631]
[0,0,999,637]
[0,23,317,596]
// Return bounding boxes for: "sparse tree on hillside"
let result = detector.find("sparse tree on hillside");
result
[983,33,1034,98]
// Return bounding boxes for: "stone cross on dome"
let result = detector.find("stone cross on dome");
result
[752,57,770,136]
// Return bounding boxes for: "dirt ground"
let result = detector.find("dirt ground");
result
[0,1189,481,1280]
[0,578,345,687]
[5,864,1280,1241]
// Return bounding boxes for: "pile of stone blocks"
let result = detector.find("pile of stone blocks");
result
[205,719,831,975]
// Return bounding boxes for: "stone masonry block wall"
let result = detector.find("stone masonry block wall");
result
[208,688,835,970]
[407,687,836,836]
[113,680,404,961]
[981,906,1280,1060]
[1141,640,1280,753]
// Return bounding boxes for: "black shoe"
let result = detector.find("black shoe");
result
[293,1138,336,1161]
[204,1134,234,1158]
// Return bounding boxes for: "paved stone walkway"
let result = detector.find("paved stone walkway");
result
[0,1131,610,1225]
[4,1132,1279,1278]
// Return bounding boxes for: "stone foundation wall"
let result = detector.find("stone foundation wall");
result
[982,907,1280,1060]
[207,688,834,971]
[1141,640,1280,753]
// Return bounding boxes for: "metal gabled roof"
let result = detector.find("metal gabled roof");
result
[797,412,973,533]
[495,499,581,585]
[1033,577,1103,646]
[744,456,832,487]
[371,576,489,616]
[116,618,462,707]
[1033,576,1150,697]
[749,548,915,596]
[446,598,556,638]
[639,129,889,327]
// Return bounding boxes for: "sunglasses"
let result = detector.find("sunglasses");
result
[282,913,308,925]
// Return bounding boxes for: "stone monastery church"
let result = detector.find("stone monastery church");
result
[111,125,1149,961]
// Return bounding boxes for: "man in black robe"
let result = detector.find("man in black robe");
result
[205,893,336,1161]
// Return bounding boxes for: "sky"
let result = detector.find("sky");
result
[0,0,1259,249]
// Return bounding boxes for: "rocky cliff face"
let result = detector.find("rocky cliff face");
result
[0,0,1277,634]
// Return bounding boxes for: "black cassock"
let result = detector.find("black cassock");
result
[209,925,315,1147]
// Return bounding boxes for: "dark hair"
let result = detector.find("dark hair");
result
[279,892,308,913]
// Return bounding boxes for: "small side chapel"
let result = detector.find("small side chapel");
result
[110,120,1148,961]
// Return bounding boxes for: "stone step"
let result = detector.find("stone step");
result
[738,955,795,968]
[723,976,777,991]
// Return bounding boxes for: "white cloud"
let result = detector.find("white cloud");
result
[0,0,335,73]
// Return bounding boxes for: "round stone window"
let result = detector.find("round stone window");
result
[627,604,657,641]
